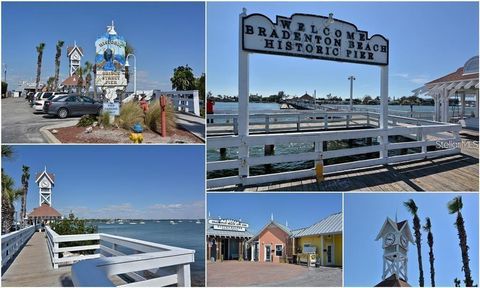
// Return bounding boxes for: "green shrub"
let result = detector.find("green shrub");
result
[77,115,97,127]
[98,111,111,127]
[50,213,98,256]
[145,99,176,133]
[115,101,144,130]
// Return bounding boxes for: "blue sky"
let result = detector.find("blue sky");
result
[2,2,205,92]
[2,145,205,219]
[207,193,341,233]
[344,193,479,287]
[207,2,478,99]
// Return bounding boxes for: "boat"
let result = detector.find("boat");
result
[196,219,202,224]
[118,220,124,225]
[130,222,137,225]
[155,220,161,223]
[106,219,115,224]
[139,221,145,224]
[170,221,177,225]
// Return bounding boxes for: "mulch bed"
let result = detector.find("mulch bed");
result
[51,125,203,144]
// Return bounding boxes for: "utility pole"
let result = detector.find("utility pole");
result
[348,76,356,111]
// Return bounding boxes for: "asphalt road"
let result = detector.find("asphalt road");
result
[1,97,74,143]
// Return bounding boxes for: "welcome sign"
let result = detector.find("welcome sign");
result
[242,13,389,66]
[95,24,127,87]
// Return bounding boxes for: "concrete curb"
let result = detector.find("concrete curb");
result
[39,120,78,143]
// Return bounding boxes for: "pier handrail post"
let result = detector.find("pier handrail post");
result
[177,263,191,287]
[238,8,250,185]
[265,115,270,133]
[379,65,389,163]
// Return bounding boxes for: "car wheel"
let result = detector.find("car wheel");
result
[58,108,68,119]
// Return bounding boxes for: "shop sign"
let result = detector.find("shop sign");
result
[209,219,249,231]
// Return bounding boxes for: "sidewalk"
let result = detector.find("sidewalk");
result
[176,112,205,141]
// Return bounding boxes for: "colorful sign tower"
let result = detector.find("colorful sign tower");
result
[95,21,127,103]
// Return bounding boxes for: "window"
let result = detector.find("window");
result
[81,96,94,103]
[275,244,283,257]
[66,96,78,102]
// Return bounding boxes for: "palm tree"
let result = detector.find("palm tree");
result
[404,199,424,286]
[423,217,435,287]
[2,145,14,159]
[83,61,93,95]
[35,43,46,92]
[53,40,64,91]
[20,166,30,228]
[448,196,474,287]
[1,169,21,234]
[76,68,84,94]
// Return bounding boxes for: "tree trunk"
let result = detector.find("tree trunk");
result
[427,232,435,287]
[414,216,425,287]
[35,53,43,92]
[456,212,473,287]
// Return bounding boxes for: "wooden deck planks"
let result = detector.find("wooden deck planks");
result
[236,153,478,192]
[1,232,73,287]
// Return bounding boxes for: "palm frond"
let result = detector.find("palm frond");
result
[447,196,463,214]
[403,199,418,215]
[423,217,432,232]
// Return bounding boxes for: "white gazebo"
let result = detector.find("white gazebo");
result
[413,56,479,128]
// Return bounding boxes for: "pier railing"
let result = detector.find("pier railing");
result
[207,111,379,136]
[207,112,462,188]
[46,226,195,286]
[1,225,38,269]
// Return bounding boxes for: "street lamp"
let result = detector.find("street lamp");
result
[348,76,356,111]
[125,54,136,97]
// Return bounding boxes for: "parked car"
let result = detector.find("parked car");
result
[44,94,103,119]
[34,93,67,112]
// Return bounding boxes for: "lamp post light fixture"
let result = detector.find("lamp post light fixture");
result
[348,76,356,111]
[125,54,137,97]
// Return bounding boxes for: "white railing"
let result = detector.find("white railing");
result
[45,226,195,287]
[207,111,379,135]
[206,114,462,188]
[1,225,38,268]
[152,90,201,117]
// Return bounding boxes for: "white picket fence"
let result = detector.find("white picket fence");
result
[45,226,195,286]
[1,225,38,268]
[206,111,462,188]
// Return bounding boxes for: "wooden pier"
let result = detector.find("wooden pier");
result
[2,232,73,287]
[1,226,196,287]
[209,130,478,192]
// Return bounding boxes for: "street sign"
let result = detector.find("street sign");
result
[103,102,120,116]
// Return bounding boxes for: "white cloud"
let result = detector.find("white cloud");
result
[58,201,204,219]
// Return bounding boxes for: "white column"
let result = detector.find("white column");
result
[461,92,466,118]
[251,244,254,261]
[320,235,324,266]
[379,66,389,162]
[177,264,191,287]
[238,9,250,184]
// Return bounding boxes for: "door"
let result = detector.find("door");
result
[327,245,334,265]
[65,95,82,115]
[80,96,97,114]
[210,240,217,261]
[265,245,271,262]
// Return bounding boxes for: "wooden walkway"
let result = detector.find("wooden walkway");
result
[1,232,73,287]
[211,131,479,192]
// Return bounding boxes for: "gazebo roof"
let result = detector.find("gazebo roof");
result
[375,274,411,287]
[426,67,478,86]
[28,204,62,218]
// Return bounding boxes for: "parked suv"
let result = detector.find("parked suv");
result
[44,94,103,118]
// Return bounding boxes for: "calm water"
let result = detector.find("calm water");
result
[96,220,205,286]
[208,102,451,178]
[215,102,475,115]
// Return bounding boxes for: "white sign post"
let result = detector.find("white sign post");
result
[238,10,390,171]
